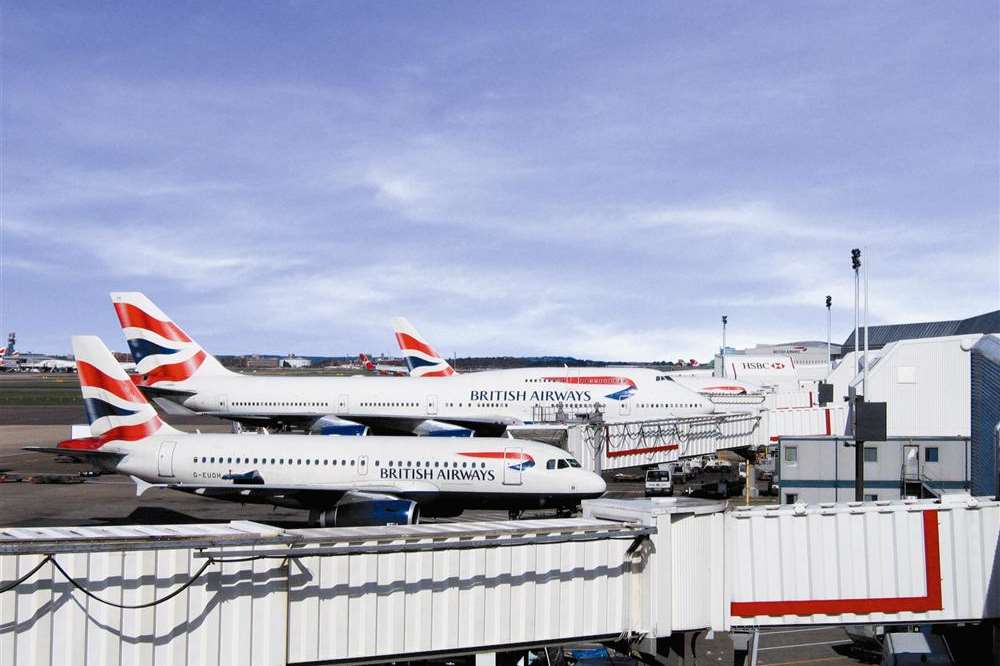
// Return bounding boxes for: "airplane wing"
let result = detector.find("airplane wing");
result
[197,412,520,437]
[23,446,124,461]
[345,414,519,437]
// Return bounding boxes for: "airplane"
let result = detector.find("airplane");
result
[29,336,607,525]
[359,352,409,377]
[392,317,758,397]
[111,292,715,437]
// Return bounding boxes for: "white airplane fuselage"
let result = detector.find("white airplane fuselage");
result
[162,366,715,428]
[107,433,605,512]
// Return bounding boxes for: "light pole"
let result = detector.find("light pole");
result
[826,295,832,372]
[721,315,728,378]
[851,248,864,501]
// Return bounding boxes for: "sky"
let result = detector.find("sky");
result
[2,2,998,360]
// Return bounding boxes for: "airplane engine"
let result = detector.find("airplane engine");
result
[310,415,369,436]
[310,496,420,527]
[413,419,474,437]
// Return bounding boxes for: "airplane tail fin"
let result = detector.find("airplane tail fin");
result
[110,292,233,388]
[391,317,456,377]
[65,335,180,450]
[359,353,376,371]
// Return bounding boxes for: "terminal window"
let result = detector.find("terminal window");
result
[783,446,797,464]
[864,494,879,502]
[863,447,878,463]
[925,447,939,462]
[785,493,798,504]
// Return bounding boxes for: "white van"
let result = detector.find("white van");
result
[644,468,673,497]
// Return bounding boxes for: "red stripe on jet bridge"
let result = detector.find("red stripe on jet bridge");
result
[135,350,206,386]
[114,302,192,343]
[606,444,679,458]
[394,332,438,358]
[78,360,147,403]
[730,510,942,617]
[824,408,832,436]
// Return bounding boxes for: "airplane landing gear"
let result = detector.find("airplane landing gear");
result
[508,509,523,520]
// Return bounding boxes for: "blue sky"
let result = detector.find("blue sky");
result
[2,2,998,360]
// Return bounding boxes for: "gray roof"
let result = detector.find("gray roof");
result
[841,310,1000,351]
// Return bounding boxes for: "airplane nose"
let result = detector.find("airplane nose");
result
[585,472,607,496]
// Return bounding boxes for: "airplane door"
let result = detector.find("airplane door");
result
[619,398,631,417]
[503,447,523,486]
[358,455,368,476]
[426,395,438,416]
[904,445,919,478]
[337,394,349,413]
[157,441,177,477]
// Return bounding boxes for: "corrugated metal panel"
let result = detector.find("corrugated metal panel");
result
[1,541,288,666]
[284,520,639,663]
[764,391,815,410]
[767,406,848,442]
[855,335,978,438]
[842,320,962,351]
[568,414,763,472]
[971,335,1000,495]
[724,496,1000,629]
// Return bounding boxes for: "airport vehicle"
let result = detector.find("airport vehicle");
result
[644,468,673,497]
[358,353,408,376]
[112,292,715,436]
[881,632,954,665]
[30,336,607,525]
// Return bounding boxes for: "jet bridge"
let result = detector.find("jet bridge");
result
[2,496,998,665]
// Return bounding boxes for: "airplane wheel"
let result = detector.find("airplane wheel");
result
[508,509,522,520]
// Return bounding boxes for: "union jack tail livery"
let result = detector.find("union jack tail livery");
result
[64,336,180,450]
[392,317,456,377]
[359,353,376,371]
[110,292,232,388]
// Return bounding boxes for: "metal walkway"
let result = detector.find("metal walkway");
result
[2,496,998,665]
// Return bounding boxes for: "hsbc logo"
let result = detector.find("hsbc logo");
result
[741,361,787,370]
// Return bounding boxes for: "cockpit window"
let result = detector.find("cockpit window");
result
[557,459,570,469]
[566,458,581,468]
[547,459,557,470]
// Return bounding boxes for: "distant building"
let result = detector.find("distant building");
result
[245,355,279,369]
[714,340,837,384]
[778,435,970,504]
[279,355,311,369]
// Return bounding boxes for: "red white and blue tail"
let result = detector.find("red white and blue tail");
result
[66,336,180,450]
[110,292,232,388]
[392,317,456,377]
